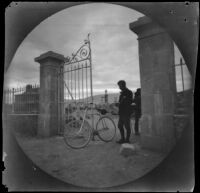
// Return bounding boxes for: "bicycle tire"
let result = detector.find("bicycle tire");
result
[96,116,116,142]
[63,119,92,149]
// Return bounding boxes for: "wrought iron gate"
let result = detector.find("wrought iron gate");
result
[58,34,93,133]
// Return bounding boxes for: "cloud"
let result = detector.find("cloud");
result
[4,41,42,88]
[5,3,143,94]
[5,3,189,95]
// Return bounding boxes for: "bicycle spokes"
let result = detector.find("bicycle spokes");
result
[64,120,91,149]
[96,116,116,142]
[98,120,109,133]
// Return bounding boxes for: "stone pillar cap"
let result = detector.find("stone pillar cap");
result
[129,16,155,34]
[129,16,165,37]
[130,16,152,29]
[34,51,65,63]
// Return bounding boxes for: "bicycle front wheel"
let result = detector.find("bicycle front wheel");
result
[63,120,92,149]
[96,116,116,142]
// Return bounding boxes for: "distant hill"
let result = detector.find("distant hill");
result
[64,93,119,105]
[64,89,192,104]
[93,93,119,104]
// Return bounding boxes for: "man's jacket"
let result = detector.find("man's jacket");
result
[118,88,133,116]
[133,93,141,118]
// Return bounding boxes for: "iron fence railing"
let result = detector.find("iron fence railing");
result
[174,58,186,94]
[3,84,40,114]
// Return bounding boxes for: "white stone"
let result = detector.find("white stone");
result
[119,143,140,157]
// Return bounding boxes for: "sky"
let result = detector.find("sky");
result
[4,3,191,96]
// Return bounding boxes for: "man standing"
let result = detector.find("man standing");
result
[133,88,141,135]
[116,80,133,144]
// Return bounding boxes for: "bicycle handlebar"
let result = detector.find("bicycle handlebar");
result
[96,108,108,115]
[73,102,108,115]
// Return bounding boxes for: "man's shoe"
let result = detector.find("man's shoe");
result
[116,139,125,144]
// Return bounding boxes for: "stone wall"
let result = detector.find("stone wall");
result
[7,114,38,137]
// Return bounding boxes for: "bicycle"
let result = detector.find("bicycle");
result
[63,102,117,149]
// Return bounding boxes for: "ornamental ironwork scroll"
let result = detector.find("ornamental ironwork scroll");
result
[64,34,91,65]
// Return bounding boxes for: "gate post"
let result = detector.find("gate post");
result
[130,17,177,153]
[35,51,65,137]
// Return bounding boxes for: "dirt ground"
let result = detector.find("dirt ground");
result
[15,126,166,188]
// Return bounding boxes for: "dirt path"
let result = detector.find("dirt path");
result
[15,133,166,188]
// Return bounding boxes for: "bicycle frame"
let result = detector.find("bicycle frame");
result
[79,104,113,138]
[63,101,117,148]
[77,108,88,135]
[63,79,114,136]
[78,104,101,131]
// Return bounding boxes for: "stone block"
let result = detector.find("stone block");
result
[35,51,65,137]
[162,115,175,139]
[8,114,38,137]
[162,90,176,114]
[119,143,141,157]
[130,17,177,154]
[153,73,171,91]
[154,92,163,115]
[142,73,174,93]
[152,115,163,136]
[38,114,50,137]
[139,51,154,77]
[140,114,153,135]
[145,114,175,137]
[141,94,155,114]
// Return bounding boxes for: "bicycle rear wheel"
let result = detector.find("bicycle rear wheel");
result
[63,120,92,149]
[96,116,116,142]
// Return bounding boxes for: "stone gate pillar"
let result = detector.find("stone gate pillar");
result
[35,51,65,137]
[130,17,177,153]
